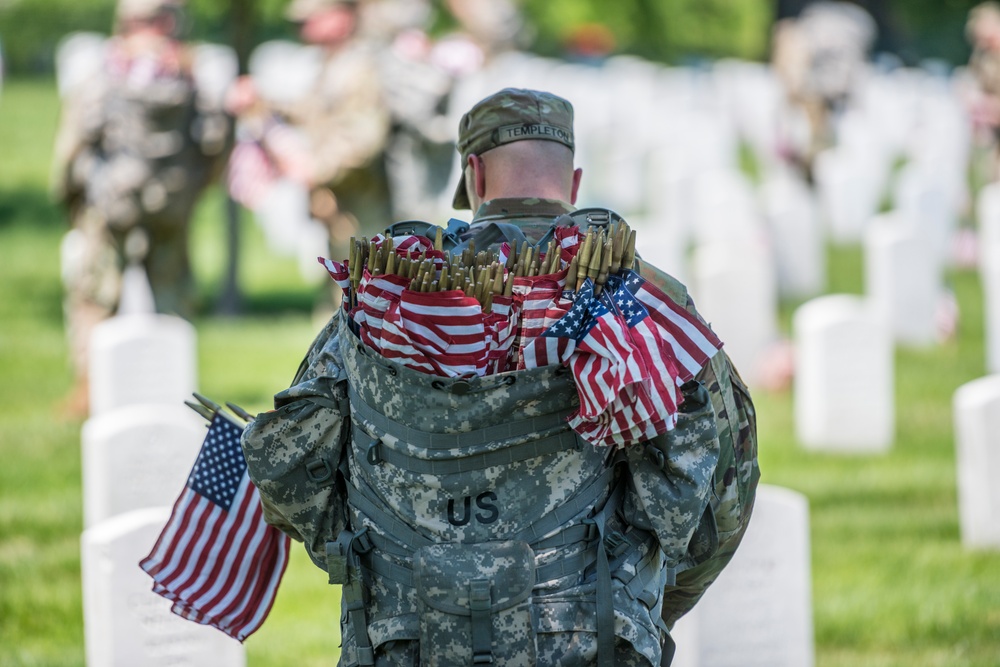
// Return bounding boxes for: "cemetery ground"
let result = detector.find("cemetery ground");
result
[2,78,1000,667]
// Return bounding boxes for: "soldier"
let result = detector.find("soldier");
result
[966,2,1000,180]
[371,0,475,222]
[240,89,758,665]
[52,0,229,416]
[772,1,876,178]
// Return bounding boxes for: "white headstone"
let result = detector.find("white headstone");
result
[670,485,814,667]
[82,404,205,528]
[691,240,778,385]
[893,163,956,271]
[81,508,247,667]
[793,294,894,451]
[864,212,940,347]
[979,184,1000,374]
[760,168,826,299]
[814,146,882,244]
[984,258,1000,376]
[88,314,197,417]
[952,375,1000,549]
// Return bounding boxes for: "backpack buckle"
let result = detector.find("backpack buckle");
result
[366,439,383,465]
[306,458,333,484]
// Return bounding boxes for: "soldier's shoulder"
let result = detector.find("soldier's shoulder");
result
[637,260,693,311]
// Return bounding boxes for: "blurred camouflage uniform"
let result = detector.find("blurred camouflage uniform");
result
[52,0,229,404]
[772,1,875,175]
[242,90,758,666]
[372,0,463,221]
[274,0,392,253]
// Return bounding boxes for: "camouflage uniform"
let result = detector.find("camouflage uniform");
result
[270,0,392,254]
[242,90,758,666]
[772,2,875,176]
[53,0,229,389]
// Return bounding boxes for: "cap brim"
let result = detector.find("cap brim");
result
[451,166,471,210]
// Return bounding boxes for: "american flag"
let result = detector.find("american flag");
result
[393,289,488,377]
[140,414,290,642]
[617,268,722,381]
[226,140,277,210]
[536,279,645,420]
[318,257,351,292]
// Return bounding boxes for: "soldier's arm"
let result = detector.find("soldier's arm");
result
[241,313,352,570]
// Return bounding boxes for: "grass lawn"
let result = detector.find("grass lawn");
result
[2,78,999,666]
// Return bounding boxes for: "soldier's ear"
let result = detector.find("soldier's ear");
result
[468,154,487,200]
[570,167,583,205]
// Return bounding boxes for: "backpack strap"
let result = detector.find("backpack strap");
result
[327,528,375,666]
[450,220,530,254]
[384,218,470,251]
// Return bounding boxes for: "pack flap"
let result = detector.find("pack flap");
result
[414,541,535,615]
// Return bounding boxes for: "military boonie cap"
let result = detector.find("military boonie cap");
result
[285,0,359,22]
[452,88,575,210]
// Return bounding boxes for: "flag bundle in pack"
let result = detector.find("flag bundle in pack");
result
[318,218,723,447]
[140,412,290,641]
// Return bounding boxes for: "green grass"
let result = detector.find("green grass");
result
[2,78,1000,666]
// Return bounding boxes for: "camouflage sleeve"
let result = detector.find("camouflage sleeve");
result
[629,259,758,567]
[241,313,351,569]
[50,82,108,209]
[624,381,721,569]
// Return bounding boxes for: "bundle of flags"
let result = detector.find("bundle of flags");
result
[140,412,290,641]
[319,222,723,448]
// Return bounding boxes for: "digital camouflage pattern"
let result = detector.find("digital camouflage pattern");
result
[414,541,536,666]
[54,32,229,386]
[242,198,759,665]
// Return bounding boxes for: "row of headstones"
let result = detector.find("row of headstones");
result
[79,272,246,665]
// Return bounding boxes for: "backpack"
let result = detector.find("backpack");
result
[241,210,759,666]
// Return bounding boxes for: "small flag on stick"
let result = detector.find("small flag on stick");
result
[140,413,290,642]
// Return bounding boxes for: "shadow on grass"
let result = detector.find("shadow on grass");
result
[198,286,323,318]
[0,187,64,229]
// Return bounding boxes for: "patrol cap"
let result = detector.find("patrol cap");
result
[452,88,575,210]
[285,0,359,22]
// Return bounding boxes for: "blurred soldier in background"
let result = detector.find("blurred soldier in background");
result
[371,0,480,221]
[52,0,230,416]
[444,0,524,64]
[772,1,876,178]
[966,2,1000,180]
[227,0,391,265]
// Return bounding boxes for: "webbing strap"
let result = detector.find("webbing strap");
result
[586,498,617,667]
[364,540,593,590]
[327,532,375,666]
[346,475,434,552]
[470,579,494,664]
[513,465,616,545]
[349,385,572,450]
[353,422,578,474]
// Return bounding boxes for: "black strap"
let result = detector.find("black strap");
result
[450,221,530,254]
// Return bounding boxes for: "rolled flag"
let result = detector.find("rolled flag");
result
[318,256,351,292]
[140,413,290,641]
[396,289,488,377]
